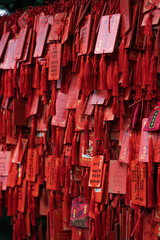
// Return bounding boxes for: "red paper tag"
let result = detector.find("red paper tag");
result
[141,9,160,26]
[119,131,130,163]
[85,94,94,115]
[26,148,37,182]
[45,155,59,190]
[13,98,27,126]
[17,178,27,213]
[90,90,106,105]
[51,91,69,128]
[89,155,104,188]
[31,177,40,197]
[131,161,146,206]
[79,132,96,167]
[0,176,8,190]
[95,14,121,54]
[108,160,127,194]
[17,164,23,186]
[139,118,150,162]
[94,163,107,203]
[75,100,85,131]
[0,151,11,176]
[120,0,131,37]
[72,228,89,240]
[61,13,72,44]
[78,14,92,56]
[37,105,49,131]
[12,138,28,164]
[135,2,144,47]
[33,22,49,58]
[14,27,28,60]
[66,76,80,109]
[0,39,18,69]
[29,91,39,116]
[7,163,17,188]
[39,188,49,216]
[18,12,28,29]
[104,105,114,121]
[53,209,63,239]
[0,32,10,60]
[143,0,160,13]
[48,43,62,81]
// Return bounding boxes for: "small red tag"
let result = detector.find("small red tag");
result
[143,0,160,13]
[94,163,107,203]
[17,178,27,213]
[90,90,106,105]
[119,131,130,163]
[0,151,11,176]
[29,91,39,116]
[0,32,10,60]
[14,26,28,60]
[39,188,49,216]
[66,75,80,109]
[85,94,94,116]
[48,43,62,81]
[89,155,104,188]
[7,163,17,188]
[26,148,37,182]
[13,99,27,126]
[120,0,131,37]
[61,13,72,44]
[20,28,32,62]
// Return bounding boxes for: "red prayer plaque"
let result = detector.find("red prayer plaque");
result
[0,32,10,60]
[20,28,32,62]
[125,5,138,49]
[85,94,94,115]
[48,43,62,81]
[18,12,28,29]
[51,91,69,128]
[66,75,80,109]
[119,131,130,163]
[33,22,49,58]
[13,98,27,126]
[139,118,150,162]
[78,14,92,56]
[29,92,39,116]
[61,13,72,44]
[26,148,37,182]
[104,105,114,121]
[108,160,127,194]
[135,2,145,47]
[120,0,131,37]
[0,39,18,69]
[143,0,160,13]
[131,161,147,206]
[14,26,28,60]
[12,139,28,164]
[89,155,104,187]
[17,178,27,213]
[90,90,106,105]
[94,14,121,54]
[141,9,160,26]
[0,151,11,176]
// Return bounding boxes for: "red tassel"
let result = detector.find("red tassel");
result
[13,223,16,240]
[4,70,8,98]
[38,219,43,240]
[89,222,95,240]
[99,54,107,90]
[157,164,160,206]
[21,213,26,239]
[78,56,85,89]
[76,31,80,53]
[54,127,60,158]
[119,36,126,72]
[50,81,56,116]
[122,50,129,88]
[144,10,153,58]
[84,55,93,95]
[33,59,40,89]
[112,96,120,116]
[131,209,143,240]
[7,188,13,216]
[102,209,106,240]
[95,203,102,240]
[84,116,89,154]
[107,59,114,90]
[135,85,142,100]
[136,51,142,86]
[72,132,77,165]
[154,26,160,57]
[120,97,125,130]
[67,42,72,64]
[89,192,95,216]
[62,42,67,66]
[125,168,131,206]
[148,133,155,208]
[0,71,4,95]
[141,54,146,89]
[149,52,157,91]
[49,190,56,230]
[104,127,111,162]
[93,54,98,90]
[27,182,32,212]
[94,105,99,139]
[55,160,61,192]
[40,63,47,94]
[51,125,56,144]
[7,69,14,98]
[65,154,71,189]
[63,190,71,226]
[112,60,119,97]
[144,50,150,86]
[97,106,103,141]
[60,151,65,188]
[81,168,90,200]
[30,116,36,149]
[30,197,36,226]
[72,42,76,63]
[23,65,32,97]
[19,64,25,95]
[66,111,74,144]
[13,186,18,216]
[31,228,37,240]
[0,182,3,217]
[13,61,18,89]
[16,213,22,240]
